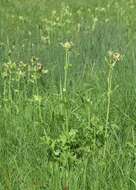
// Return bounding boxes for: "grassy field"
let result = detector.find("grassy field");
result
[0,0,136,189]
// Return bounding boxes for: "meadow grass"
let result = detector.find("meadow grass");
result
[0,0,136,189]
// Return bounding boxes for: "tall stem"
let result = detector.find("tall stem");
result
[64,50,69,92]
[104,63,114,157]
[64,50,69,133]
[106,65,113,130]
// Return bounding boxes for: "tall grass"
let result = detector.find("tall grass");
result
[0,0,135,189]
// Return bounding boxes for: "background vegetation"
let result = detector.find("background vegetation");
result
[0,0,135,189]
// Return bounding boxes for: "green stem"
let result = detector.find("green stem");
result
[36,77,42,122]
[104,63,114,156]
[64,50,69,91]
[64,50,70,133]
[106,65,113,130]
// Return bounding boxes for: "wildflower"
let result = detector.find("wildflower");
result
[31,56,39,63]
[61,41,74,51]
[108,51,122,63]
[112,52,122,62]
[36,63,48,74]
[37,63,43,72]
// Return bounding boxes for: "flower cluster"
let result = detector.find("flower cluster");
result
[108,50,122,63]
[61,41,74,51]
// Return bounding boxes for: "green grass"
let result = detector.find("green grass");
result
[0,0,136,189]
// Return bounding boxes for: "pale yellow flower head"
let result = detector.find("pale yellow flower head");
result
[61,41,74,51]
[108,50,122,63]
[112,52,122,62]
